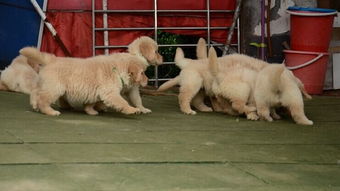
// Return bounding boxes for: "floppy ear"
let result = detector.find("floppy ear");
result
[128,64,142,83]
[140,73,148,87]
[139,41,153,61]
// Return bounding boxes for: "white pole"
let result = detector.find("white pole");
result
[37,0,48,50]
[103,0,109,55]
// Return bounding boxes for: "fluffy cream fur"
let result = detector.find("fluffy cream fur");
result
[254,64,313,125]
[20,47,148,116]
[158,38,268,115]
[0,55,40,94]
[209,47,259,120]
[158,46,214,114]
[157,38,215,114]
[80,36,162,114]
[209,47,312,125]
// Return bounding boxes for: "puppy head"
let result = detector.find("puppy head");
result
[129,36,163,65]
[128,63,148,87]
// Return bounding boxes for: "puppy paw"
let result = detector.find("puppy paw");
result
[297,119,313,126]
[32,107,39,112]
[46,110,61,116]
[122,107,140,115]
[183,110,197,115]
[140,108,152,114]
[259,115,273,122]
[271,113,281,120]
[265,116,273,122]
[247,112,259,121]
[85,110,99,116]
[198,107,213,112]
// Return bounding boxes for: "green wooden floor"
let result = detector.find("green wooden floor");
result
[0,91,340,191]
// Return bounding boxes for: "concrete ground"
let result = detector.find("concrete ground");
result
[0,91,339,191]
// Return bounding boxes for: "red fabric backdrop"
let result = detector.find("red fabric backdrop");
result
[41,0,236,57]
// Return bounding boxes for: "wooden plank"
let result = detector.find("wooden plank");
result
[0,145,50,164]
[0,163,265,191]
[0,164,88,191]
[234,163,340,187]
[0,164,339,191]
[2,127,340,145]
[1,144,339,164]
[1,92,340,190]
[0,129,21,143]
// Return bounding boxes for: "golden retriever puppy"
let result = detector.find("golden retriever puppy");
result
[86,36,162,114]
[254,64,313,125]
[20,47,148,116]
[208,47,259,120]
[128,36,163,65]
[158,38,267,115]
[0,55,40,94]
[83,68,149,115]
[209,47,312,124]
[158,47,215,115]
[157,38,216,114]
[195,39,240,114]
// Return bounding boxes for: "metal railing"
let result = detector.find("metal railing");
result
[92,0,240,87]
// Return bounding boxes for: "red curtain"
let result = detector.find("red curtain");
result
[41,0,236,57]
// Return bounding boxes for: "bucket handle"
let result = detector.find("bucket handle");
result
[286,10,338,17]
[284,53,324,70]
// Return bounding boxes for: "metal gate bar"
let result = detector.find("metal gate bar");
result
[92,0,240,86]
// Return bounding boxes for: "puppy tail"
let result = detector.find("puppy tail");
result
[19,47,51,66]
[174,48,188,69]
[291,72,312,100]
[208,47,218,76]
[157,76,180,92]
[196,38,207,59]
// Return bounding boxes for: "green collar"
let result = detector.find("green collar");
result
[120,76,125,87]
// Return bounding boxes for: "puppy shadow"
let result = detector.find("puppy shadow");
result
[97,111,142,120]
[30,105,142,120]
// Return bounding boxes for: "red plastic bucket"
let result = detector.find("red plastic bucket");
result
[287,9,337,52]
[283,50,329,95]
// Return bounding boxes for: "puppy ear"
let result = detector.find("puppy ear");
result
[140,73,148,87]
[128,64,142,83]
[139,41,153,61]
